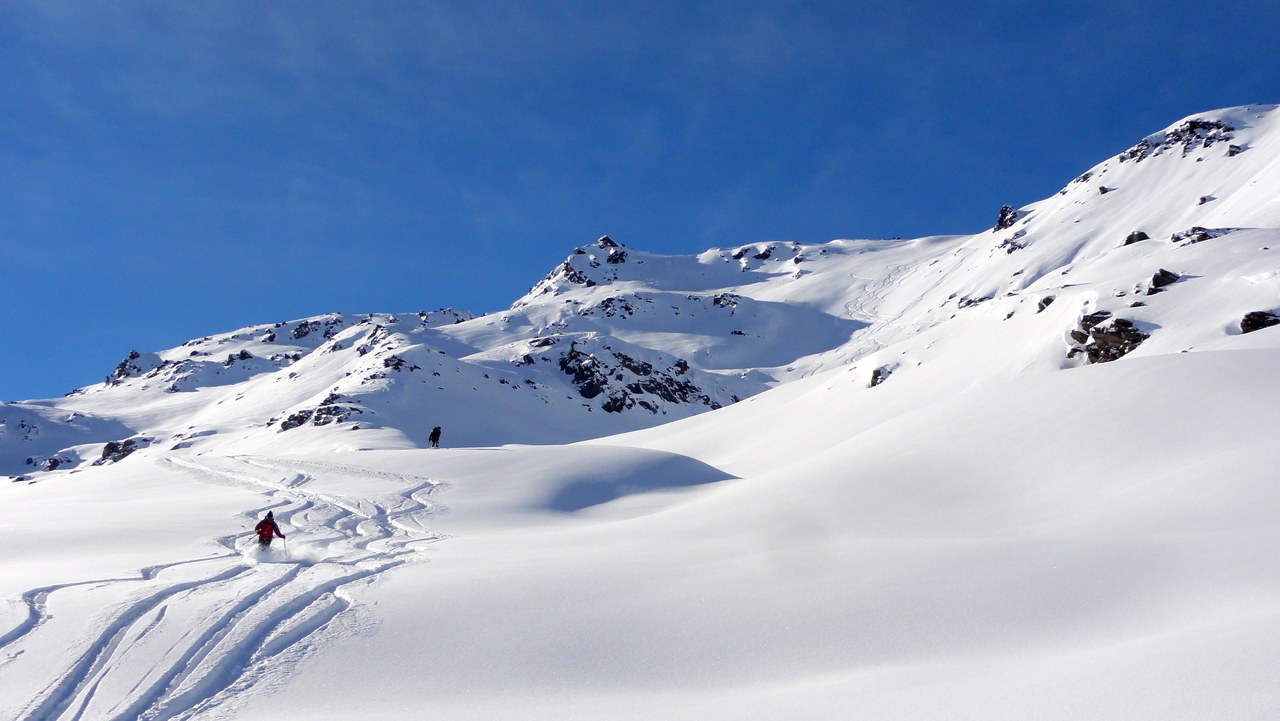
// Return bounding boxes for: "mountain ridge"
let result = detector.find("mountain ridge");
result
[4,103,1279,477]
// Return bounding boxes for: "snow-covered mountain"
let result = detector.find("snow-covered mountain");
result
[3,105,1280,720]
[7,104,1280,476]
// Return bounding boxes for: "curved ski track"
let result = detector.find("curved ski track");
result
[1,455,445,721]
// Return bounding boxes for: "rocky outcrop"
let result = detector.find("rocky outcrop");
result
[519,237,629,295]
[994,205,1018,231]
[223,350,254,367]
[538,260,597,293]
[382,355,421,372]
[291,316,345,340]
[416,308,474,327]
[558,344,609,399]
[1069,311,1112,344]
[957,295,993,309]
[869,366,894,388]
[998,230,1027,254]
[111,350,144,380]
[1119,118,1236,163]
[279,403,364,432]
[1124,231,1150,246]
[1069,313,1150,364]
[26,454,70,471]
[712,293,740,310]
[590,296,641,319]
[1147,269,1180,294]
[1241,311,1280,334]
[724,242,803,269]
[555,341,732,414]
[277,392,366,432]
[1086,319,1149,363]
[1171,227,1234,245]
[95,437,149,465]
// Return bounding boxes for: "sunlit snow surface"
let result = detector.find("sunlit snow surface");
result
[3,105,1280,720]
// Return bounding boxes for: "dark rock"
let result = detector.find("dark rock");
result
[312,405,357,426]
[555,342,722,413]
[1120,119,1236,162]
[712,293,740,310]
[29,455,69,471]
[601,394,628,413]
[1037,296,1056,313]
[1079,311,1113,331]
[558,344,609,399]
[280,410,313,431]
[553,260,596,288]
[613,351,653,377]
[1171,226,1232,245]
[998,230,1027,254]
[279,400,363,431]
[1098,186,1111,195]
[1241,311,1280,334]
[994,205,1018,231]
[1070,315,1149,364]
[593,297,638,318]
[869,367,892,388]
[596,235,618,248]
[110,350,144,382]
[95,438,147,465]
[1228,144,1242,157]
[1148,269,1180,294]
[1124,231,1150,246]
[606,248,628,264]
[291,316,345,340]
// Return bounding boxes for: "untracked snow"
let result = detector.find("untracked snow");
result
[3,104,1280,720]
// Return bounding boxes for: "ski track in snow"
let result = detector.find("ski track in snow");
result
[797,262,919,377]
[2,455,444,721]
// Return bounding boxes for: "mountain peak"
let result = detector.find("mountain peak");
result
[1117,104,1277,164]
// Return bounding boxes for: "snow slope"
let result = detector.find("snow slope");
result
[2,104,1279,720]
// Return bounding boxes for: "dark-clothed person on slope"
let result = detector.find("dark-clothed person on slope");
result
[254,511,286,547]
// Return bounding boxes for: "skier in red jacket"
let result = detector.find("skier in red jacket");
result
[254,511,286,548]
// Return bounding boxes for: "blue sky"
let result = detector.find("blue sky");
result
[2,1,1277,400]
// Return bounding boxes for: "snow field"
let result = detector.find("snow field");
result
[3,104,1280,719]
